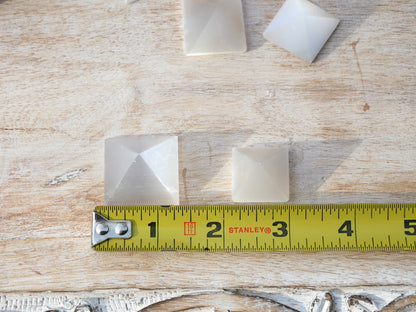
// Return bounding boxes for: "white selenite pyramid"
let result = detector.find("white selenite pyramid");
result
[182,0,247,56]
[105,135,179,205]
[232,146,289,203]
[263,0,340,63]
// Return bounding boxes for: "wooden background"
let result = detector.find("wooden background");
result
[0,0,416,310]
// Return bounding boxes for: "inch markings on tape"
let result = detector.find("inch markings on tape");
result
[92,204,416,252]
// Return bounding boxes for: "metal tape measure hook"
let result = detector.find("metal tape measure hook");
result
[92,212,132,246]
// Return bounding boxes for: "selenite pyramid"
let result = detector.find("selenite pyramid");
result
[263,0,340,63]
[182,0,247,55]
[105,135,179,205]
[232,146,289,203]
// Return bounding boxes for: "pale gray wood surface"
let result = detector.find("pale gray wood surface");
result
[0,0,416,306]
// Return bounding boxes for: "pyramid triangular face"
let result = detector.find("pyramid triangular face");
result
[304,14,340,62]
[295,0,335,19]
[233,165,289,203]
[119,135,175,154]
[183,0,247,55]
[260,151,290,201]
[264,0,300,31]
[140,136,179,195]
[182,0,217,54]
[232,147,289,203]
[263,0,339,62]
[105,139,141,201]
[105,135,179,205]
[263,3,312,62]
[108,157,178,205]
[232,149,262,198]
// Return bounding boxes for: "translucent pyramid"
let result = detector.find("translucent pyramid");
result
[182,0,247,56]
[105,135,179,205]
[232,146,289,203]
[263,0,339,63]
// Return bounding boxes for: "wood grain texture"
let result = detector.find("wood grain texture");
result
[0,0,416,299]
[2,286,416,312]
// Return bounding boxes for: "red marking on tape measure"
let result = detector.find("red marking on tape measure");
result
[184,222,196,235]
[229,226,272,234]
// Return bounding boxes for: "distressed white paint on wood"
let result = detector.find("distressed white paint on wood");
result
[0,0,415,298]
[1,287,416,311]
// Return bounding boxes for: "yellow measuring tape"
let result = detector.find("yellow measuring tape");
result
[92,204,416,251]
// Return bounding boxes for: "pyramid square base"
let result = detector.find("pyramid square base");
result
[182,0,247,55]
[232,146,289,203]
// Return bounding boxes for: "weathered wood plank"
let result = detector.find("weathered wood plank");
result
[2,237,416,292]
[0,0,415,295]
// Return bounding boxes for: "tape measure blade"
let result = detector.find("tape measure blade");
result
[92,204,416,252]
